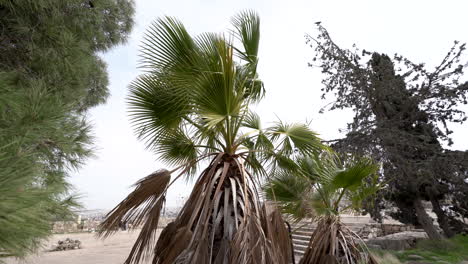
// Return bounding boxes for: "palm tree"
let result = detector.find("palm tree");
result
[265,152,380,264]
[98,11,325,264]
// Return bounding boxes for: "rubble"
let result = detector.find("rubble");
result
[50,238,82,251]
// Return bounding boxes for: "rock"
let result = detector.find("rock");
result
[435,261,451,264]
[366,243,382,250]
[367,238,411,251]
[407,254,424,260]
[50,238,82,251]
[366,231,428,250]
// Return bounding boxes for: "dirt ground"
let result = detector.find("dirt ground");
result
[5,230,159,264]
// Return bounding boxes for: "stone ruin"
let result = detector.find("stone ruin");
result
[357,223,416,239]
[50,238,82,251]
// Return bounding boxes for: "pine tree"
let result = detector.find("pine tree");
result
[0,0,135,258]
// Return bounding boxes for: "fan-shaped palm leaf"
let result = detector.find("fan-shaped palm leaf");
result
[100,10,327,264]
[264,152,380,264]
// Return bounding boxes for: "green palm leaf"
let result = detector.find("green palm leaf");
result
[264,152,380,218]
[331,158,379,191]
[140,16,195,71]
[268,121,324,156]
[231,10,260,65]
[128,74,189,145]
[264,171,312,222]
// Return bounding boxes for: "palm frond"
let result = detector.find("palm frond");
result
[262,203,294,264]
[240,139,265,176]
[267,151,301,173]
[268,121,325,156]
[331,158,379,191]
[302,153,338,184]
[241,111,261,130]
[98,170,171,238]
[128,74,189,147]
[265,152,380,219]
[264,171,312,221]
[149,154,293,263]
[124,197,165,264]
[235,64,265,102]
[231,10,260,65]
[140,16,195,72]
[155,128,200,175]
[189,37,245,133]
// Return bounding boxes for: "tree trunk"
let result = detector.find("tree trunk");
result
[152,155,291,264]
[413,198,442,240]
[430,197,455,238]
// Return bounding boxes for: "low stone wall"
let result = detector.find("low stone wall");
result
[52,217,175,233]
[81,220,102,232]
[366,231,428,250]
[358,223,415,239]
[382,223,415,235]
[52,221,79,234]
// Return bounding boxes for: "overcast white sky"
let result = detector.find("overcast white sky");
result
[70,0,468,210]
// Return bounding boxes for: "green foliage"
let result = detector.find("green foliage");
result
[127,11,325,176]
[0,141,80,258]
[0,0,135,258]
[308,24,468,237]
[264,170,312,221]
[332,158,378,191]
[264,151,380,263]
[264,152,380,221]
[373,235,468,263]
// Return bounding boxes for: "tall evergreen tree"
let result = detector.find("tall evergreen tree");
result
[307,25,468,239]
[0,0,134,258]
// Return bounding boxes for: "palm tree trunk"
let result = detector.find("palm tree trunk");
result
[299,216,377,264]
[413,197,443,240]
[154,154,291,264]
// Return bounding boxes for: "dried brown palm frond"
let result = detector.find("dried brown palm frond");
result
[97,169,171,264]
[262,202,294,264]
[299,216,377,264]
[152,154,292,264]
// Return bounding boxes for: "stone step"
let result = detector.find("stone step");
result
[293,243,308,252]
[292,238,309,246]
[294,249,305,257]
[291,222,366,229]
[291,234,310,242]
[290,225,312,230]
[292,230,313,237]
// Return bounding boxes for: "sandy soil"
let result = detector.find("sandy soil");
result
[5,230,159,264]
